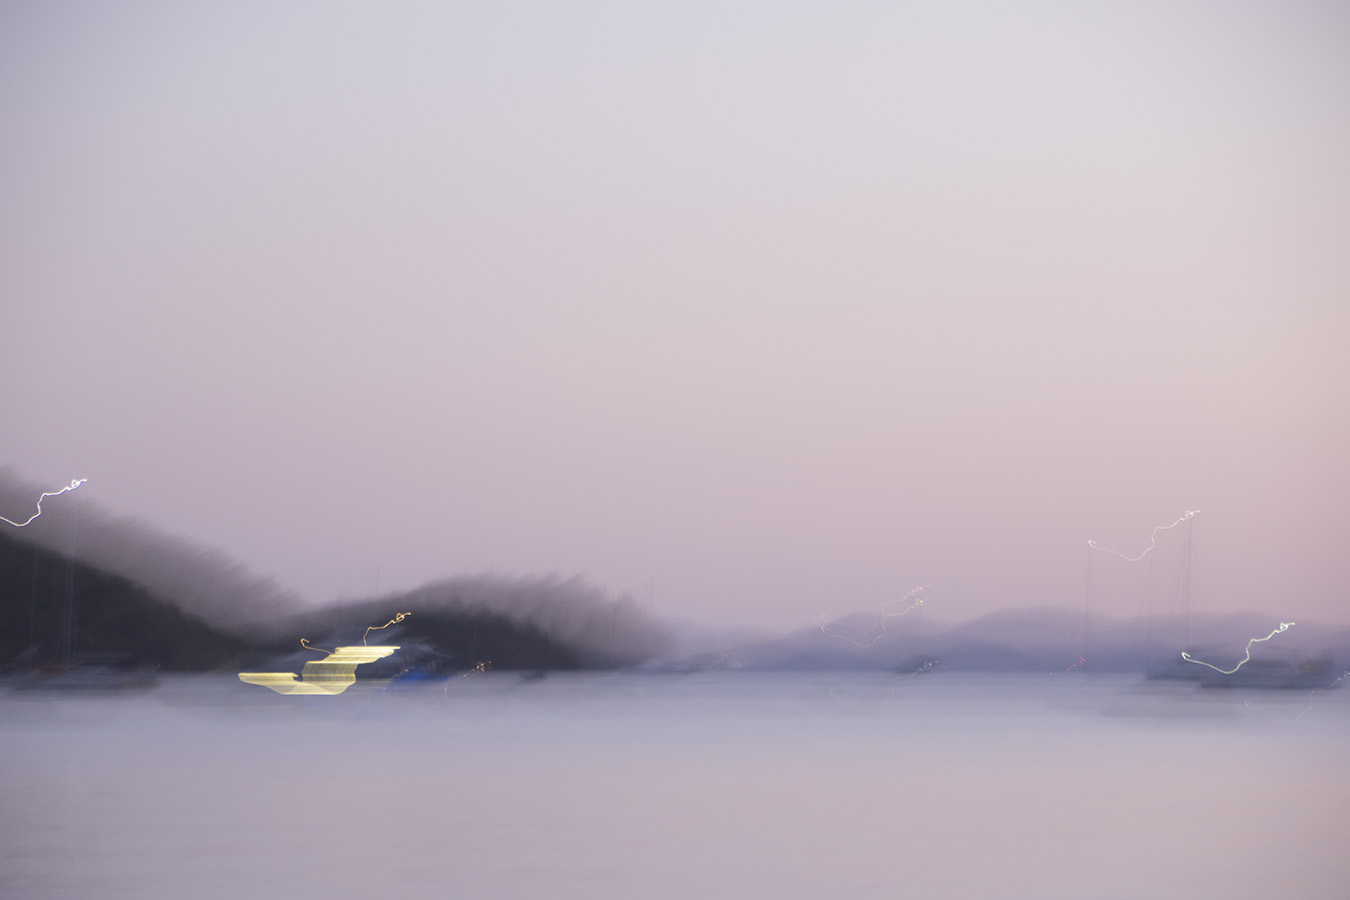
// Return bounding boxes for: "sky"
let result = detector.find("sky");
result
[2,1,1347,630]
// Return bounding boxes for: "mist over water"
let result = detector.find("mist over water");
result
[3,673,1346,900]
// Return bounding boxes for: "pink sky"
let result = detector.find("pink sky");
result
[2,2,1347,628]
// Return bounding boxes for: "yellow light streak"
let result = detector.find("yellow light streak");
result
[1,478,87,527]
[239,645,400,695]
[1181,622,1295,674]
[1088,510,1198,562]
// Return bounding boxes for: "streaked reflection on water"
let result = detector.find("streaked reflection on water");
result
[2,673,1346,899]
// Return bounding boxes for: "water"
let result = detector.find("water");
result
[2,672,1346,899]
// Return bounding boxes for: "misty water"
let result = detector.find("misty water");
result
[2,673,1345,900]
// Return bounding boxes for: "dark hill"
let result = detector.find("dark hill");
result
[0,530,249,671]
[0,531,651,673]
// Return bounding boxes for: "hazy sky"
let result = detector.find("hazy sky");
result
[3,1,1347,629]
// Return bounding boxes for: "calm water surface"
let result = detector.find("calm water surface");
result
[1,672,1346,899]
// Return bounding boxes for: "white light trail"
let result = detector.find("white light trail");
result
[1088,509,1198,562]
[1,478,87,527]
[818,586,929,648]
[1181,622,1295,675]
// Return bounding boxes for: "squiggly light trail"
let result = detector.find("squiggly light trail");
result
[1088,509,1198,562]
[1181,622,1295,674]
[1,478,87,527]
[364,611,411,645]
[819,586,929,648]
